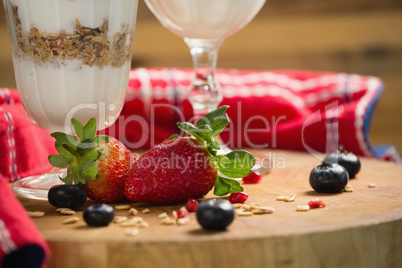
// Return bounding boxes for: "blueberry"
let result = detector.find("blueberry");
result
[196,199,234,230]
[323,151,361,178]
[83,204,114,227]
[48,184,87,210]
[309,163,349,193]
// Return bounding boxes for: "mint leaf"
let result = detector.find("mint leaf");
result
[213,176,244,196]
[55,141,73,159]
[209,140,221,150]
[197,124,214,143]
[177,122,217,147]
[196,105,229,137]
[48,154,71,167]
[92,135,109,146]
[71,118,84,140]
[213,176,231,196]
[51,132,78,149]
[217,150,256,178]
[83,118,96,140]
[163,134,180,142]
[177,122,204,142]
[214,154,229,167]
[220,176,244,193]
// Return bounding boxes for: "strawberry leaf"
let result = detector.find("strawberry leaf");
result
[61,172,74,185]
[217,150,256,178]
[55,141,74,159]
[81,150,101,162]
[76,139,94,153]
[48,154,71,167]
[83,118,97,140]
[74,166,86,185]
[92,135,109,146]
[51,132,78,149]
[71,118,84,140]
[78,160,98,181]
[61,144,80,159]
[61,166,75,185]
[49,117,114,187]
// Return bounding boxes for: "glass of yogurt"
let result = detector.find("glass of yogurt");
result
[3,0,139,199]
[144,0,266,117]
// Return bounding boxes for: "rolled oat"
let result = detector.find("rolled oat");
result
[28,211,45,218]
[296,205,310,212]
[344,185,353,192]
[63,217,79,224]
[115,205,131,210]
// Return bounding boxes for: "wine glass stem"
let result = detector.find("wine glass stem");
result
[184,38,223,118]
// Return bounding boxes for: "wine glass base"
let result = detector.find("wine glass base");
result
[251,163,270,174]
[13,168,66,200]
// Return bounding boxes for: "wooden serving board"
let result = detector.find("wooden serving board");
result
[19,150,402,268]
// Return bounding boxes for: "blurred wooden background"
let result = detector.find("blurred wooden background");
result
[0,0,401,153]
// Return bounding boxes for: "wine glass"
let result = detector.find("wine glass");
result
[144,0,266,169]
[145,0,265,118]
[3,0,139,200]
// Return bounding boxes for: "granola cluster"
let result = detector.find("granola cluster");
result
[11,5,132,68]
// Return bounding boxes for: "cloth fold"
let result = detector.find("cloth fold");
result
[102,68,401,162]
[0,178,50,267]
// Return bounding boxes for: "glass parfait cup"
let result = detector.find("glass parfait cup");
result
[3,0,139,200]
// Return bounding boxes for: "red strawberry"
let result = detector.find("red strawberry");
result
[124,106,256,204]
[48,118,134,203]
[124,137,217,203]
[82,136,134,203]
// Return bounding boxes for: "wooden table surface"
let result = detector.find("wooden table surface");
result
[19,150,402,268]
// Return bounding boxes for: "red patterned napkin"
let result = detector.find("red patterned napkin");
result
[0,89,55,183]
[0,178,50,267]
[103,68,401,162]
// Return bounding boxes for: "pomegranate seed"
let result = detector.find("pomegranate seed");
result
[176,207,189,218]
[228,192,249,204]
[242,171,262,184]
[185,198,199,212]
[308,198,326,208]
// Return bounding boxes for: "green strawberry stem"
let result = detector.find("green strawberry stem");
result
[167,105,256,196]
[48,118,107,185]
